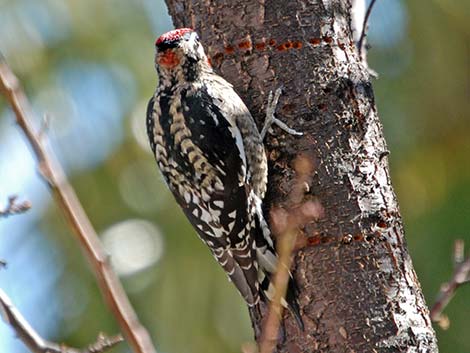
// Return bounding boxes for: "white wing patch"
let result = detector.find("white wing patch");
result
[229,125,247,182]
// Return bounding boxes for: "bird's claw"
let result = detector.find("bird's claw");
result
[261,87,303,139]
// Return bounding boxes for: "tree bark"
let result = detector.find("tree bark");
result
[163,1,439,352]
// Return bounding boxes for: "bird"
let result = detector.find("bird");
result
[146,27,302,327]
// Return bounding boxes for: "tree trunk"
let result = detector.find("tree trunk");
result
[163,1,439,352]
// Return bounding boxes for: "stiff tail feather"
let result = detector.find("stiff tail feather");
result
[259,271,304,330]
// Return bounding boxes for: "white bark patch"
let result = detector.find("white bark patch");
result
[378,247,436,352]
[351,0,366,44]
[331,109,396,217]
[332,20,348,63]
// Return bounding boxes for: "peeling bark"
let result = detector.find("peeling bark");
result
[163,0,439,352]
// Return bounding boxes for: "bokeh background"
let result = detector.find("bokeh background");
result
[0,0,469,352]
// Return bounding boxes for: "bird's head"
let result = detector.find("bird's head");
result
[154,28,211,80]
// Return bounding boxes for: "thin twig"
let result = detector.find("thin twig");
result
[0,288,123,353]
[0,57,157,353]
[430,239,470,329]
[258,227,296,353]
[358,0,377,60]
[258,155,323,353]
[0,195,31,218]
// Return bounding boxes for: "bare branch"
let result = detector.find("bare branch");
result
[358,0,377,60]
[84,333,124,353]
[0,195,31,218]
[0,289,123,353]
[0,57,157,353]
[430,239,470,329]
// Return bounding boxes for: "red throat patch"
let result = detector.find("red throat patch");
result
[157,50,180,69]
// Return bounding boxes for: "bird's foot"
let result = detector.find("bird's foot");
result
[260,87,303,140]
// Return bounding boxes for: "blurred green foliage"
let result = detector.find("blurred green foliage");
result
[0,0,469,352]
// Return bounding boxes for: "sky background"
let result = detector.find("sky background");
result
[0,0,469,352]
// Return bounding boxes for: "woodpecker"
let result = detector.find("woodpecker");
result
[147,28,302,326]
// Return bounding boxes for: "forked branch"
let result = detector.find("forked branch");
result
[0,289,122,353]
[0,196,31,218]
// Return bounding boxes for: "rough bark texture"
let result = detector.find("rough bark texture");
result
[163,1,439,352]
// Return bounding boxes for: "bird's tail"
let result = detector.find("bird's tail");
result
[259,268,304,330]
